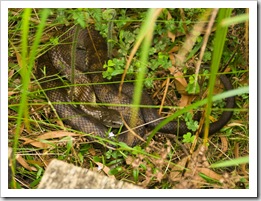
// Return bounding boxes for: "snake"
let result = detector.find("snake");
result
[37,25,235,147]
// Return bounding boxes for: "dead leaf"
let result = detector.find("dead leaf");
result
[168,54,193,107]
[179,94,195,107]
[169,54,176,66]
[234,142,239,158]
[125,156,134,165]
[169,144,224,188]
[168,55,188,94]
[94,162,115,179]
[167,32,176,42]
[239,163,248,176]
[173,71,188,94]
[197,167,222,181]
[169,45,180,53]
[37,131,80,140]
[227,122,244,127]
[8,91,18,96]
[20,131,81,148]
[16,154,37,171]
[88,147,96,156]
[20,137,50,149]
[218,135,228,156]
[8,69,15,79]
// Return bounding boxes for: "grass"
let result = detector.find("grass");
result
[8,8,249,189]
[202,8,233,144]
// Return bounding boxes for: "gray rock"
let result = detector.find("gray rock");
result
[38,159,142,189]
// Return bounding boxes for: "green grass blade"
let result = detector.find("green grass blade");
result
[210,156,249,168]
[202,8,233,143]
[11,8,50,188]
[221,13,249,27]
[129,9,161,129]
[11,8,32,188]
[132,10,154,107]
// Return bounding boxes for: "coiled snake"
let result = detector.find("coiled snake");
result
[37,25,235,147]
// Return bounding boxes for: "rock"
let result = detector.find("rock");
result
[38,159,141,189]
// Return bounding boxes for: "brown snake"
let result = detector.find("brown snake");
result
[37,25,235,147]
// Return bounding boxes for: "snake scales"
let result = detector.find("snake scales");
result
[37,25,235,147]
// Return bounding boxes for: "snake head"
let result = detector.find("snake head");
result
[101,109,123,128]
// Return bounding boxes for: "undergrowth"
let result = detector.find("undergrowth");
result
[8,8,249,189]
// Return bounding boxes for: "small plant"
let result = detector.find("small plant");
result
[182,132,196,143]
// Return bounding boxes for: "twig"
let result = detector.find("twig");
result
[194,8,219,93]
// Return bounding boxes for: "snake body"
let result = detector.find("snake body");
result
[37,25,235,147]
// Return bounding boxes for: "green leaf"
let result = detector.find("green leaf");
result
[102,9,116,20]
[36,166,43,179]
[132,145,142,155]
[93,156,101,162]
[105,149,113,159]
[186,120,199,131]
[186,75,200,94]
[182,132,195,143]
[107,59,115,67]
[118,142,131,149]
[203,51,212,62]
[133,169,139,183]
[50,37,59,45]
[78,152,84,163]
[109,168,119,175]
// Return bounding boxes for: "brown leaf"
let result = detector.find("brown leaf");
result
[94,162,115,179]
[88,147,97,156]
[179,94,195,107]
[21,131,80,148]
[173,71,188,94]
[8,90,18,97]
[240,163,248,176]
[20,137,50,149]
[169,54,176,66]
[125,156,134,165]
[16,154,37,171]
[197,167,222,181]
[37,131,80,140]
[234,142,239,158]
[169,45,180,53]
[167,32,176,42]
[8,69,15,79]
[217,135,228,158]
[227,122,244,127]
